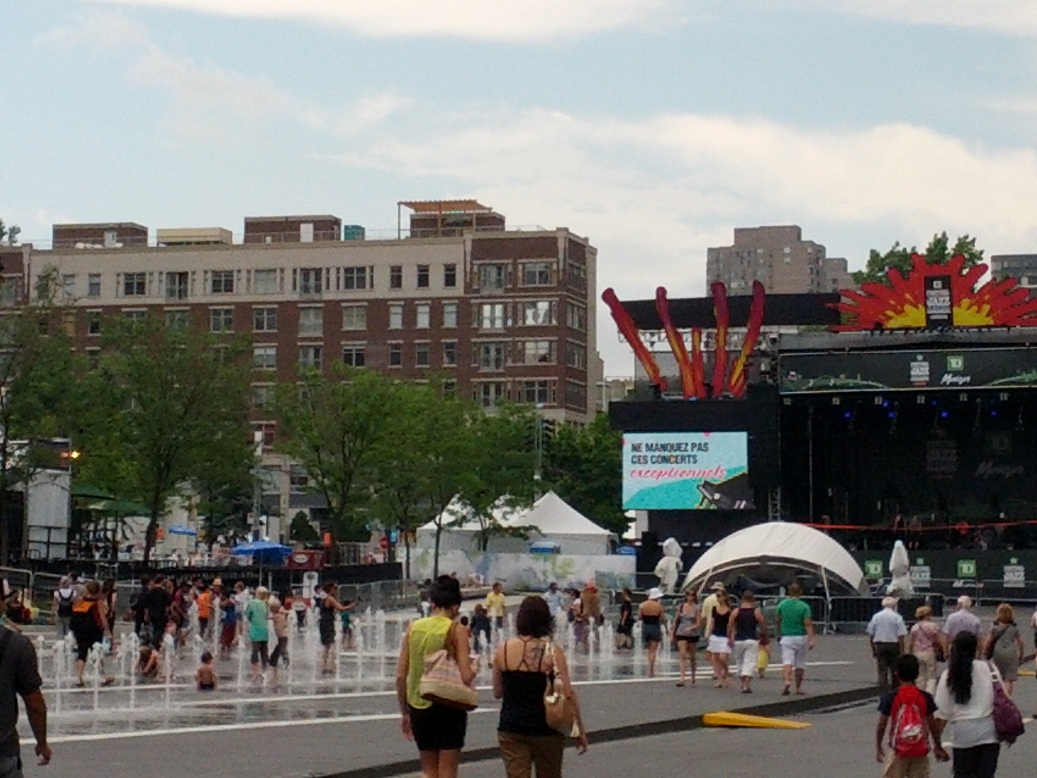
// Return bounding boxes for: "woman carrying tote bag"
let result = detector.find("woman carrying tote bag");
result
[396,576,477,778]
[932,632,1001,778]
[493,596,589,778]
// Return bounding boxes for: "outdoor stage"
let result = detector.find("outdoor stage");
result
[605,253,1037,560]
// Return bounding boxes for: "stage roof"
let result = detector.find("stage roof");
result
[620,293,842,330]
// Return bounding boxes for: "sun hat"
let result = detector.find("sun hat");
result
[647,587,664,600]
[710,581,726,591]
[915,605,932,619]
[881,596,898,608]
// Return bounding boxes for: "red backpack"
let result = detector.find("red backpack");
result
[889,685,930,759]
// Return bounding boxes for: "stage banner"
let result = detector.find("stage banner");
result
[622,431,752,510]
[781,347,1037,393]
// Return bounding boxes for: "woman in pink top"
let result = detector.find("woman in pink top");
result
[908,605,942,693]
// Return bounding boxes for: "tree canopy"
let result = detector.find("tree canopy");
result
[853,232,984,286]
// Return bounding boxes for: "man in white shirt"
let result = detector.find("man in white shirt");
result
[942,596,982,645]
[865,596,907,694]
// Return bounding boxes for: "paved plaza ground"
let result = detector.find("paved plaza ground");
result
[18,626,1037,778]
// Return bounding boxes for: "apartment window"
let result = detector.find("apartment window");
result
[389,266,403,289]
[251,384,273,409]
[298,307,324,336]
[479,303,507,330]
[389,303,404,330]
[523,340,554,364]
[210,307,234,332]
[253,422,276,450]
[521,301,556,326]
[444,264,457,288]
[342,303,367,330]
[298,345,322,370]
[166,272,189,300]
[211,270,235,294]
[521,261,552,286]
[478,342,506,371]
[165,310,189,330]
[442,302,458,328]
[87,274,102,298]
[342,344,366,367]
[477,382,506,408]
[87,311,101,336]
[566,342,587,369]
[566,262,587,290]
[388,343,403,367]
[442,341,457,367]
[253,306,277,332]
[415,342,430,367]
[478,264,508,291]
[342,266,368,290]
[566,304,587,331]
[86,349,100,371]
[61,274,76,298]
[416,303,430,329]
[565,381,587,410]
[253,345,277,370]
[254,269,279,294]
[416,265,430,288]
[300,268,322,296]
[520,380,553,405]
[122,272,146,297]
[442,380,456,398]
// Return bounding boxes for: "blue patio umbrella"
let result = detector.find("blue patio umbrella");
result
[230,540,292,568]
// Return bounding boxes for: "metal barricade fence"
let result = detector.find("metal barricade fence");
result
[338,580,421,612]
[30,572,62,618]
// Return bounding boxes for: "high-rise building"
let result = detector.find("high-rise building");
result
[10,201,602,446]
[991,254,1037,289]
[706,225,850,295]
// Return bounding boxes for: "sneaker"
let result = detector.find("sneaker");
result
[781,685,790,696]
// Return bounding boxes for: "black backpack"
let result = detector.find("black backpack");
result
[56,591,74,618]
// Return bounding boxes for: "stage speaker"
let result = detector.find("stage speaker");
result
[637,531,660,575]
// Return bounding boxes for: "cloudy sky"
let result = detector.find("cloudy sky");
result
[4,1,1037,374]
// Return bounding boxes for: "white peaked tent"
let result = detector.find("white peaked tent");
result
[681,522,869,596]
[415,492,612,555]
[521,491,612,555]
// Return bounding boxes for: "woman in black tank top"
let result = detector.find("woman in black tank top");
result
[706,598,733,688]
[493,596,588,777]
[729,590,767,693]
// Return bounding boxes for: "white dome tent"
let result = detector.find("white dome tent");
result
[681,522,869,597]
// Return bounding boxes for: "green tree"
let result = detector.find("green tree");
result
[289,510,320,542]
[853,232,984,286]
[79,317,254,564]
[0,300,80,564]
[459,405,538,553]
[0,219,20,246]
[543,412,626,535]
[368,381,477,578]
[273,365,395,548]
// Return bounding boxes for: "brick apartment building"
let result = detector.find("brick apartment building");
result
[2,200,602,445]
[706,225,852,295]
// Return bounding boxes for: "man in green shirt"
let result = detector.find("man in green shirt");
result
[775,583,815,696]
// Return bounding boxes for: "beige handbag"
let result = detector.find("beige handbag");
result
[419,624,478,711]
[542,641,579,736]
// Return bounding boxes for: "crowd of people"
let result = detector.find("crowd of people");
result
[42,573,361,690]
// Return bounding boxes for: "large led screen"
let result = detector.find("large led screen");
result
[622,432,753,510]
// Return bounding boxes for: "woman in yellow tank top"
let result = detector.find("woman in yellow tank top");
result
[396,575,477,778]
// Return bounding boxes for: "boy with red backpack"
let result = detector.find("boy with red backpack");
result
[875,654,949,777]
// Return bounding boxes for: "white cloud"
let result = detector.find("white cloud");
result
[79,0,674,41]
[323,107,1037,371]
[37,11,408,141]
[777,0,1037,37]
